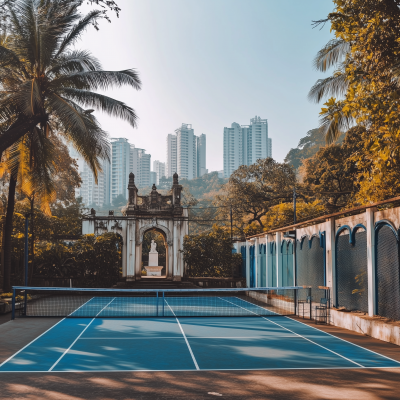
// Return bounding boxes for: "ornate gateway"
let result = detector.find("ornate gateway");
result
[82,173,188,281]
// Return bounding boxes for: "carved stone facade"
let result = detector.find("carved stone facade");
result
[82,173,188,281]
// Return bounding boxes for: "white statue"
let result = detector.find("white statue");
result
[150,239,157,253]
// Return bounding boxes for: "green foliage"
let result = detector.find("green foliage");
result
[215,158,296,235]
[33,232,122,288]
[182,225,242,277]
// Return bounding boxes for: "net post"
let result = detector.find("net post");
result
[23,290,27,316]
[11,288,16,320]
[162,291,165,317]
[156,292,159,317]
[309,287,312,320]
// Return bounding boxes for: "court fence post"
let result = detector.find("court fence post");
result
[162,291,165,317]
[11,288,16,320]
[156,292,159,317]
[294,289,297,316]
[309,287,312,320]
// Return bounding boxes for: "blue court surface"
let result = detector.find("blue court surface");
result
[1,296,400,372]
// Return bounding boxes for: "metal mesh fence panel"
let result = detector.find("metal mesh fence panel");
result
[376,225,400,321]
[296,237,324,298]
[240,246,246,278]
[336,231,368,312]
[249,245,256,288]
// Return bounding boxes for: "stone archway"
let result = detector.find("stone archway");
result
[82,173,189,282]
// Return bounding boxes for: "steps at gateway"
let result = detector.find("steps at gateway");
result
[114,278,198,290]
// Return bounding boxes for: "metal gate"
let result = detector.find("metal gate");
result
[296,236,325,293]
[336,229,368,312]
[376,223,400,320]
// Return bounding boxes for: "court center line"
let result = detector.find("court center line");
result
[0,297,95,369]
[219,297,364,368]
[48,297,116,372]
[164,299,200,370]
[236,296,400,366]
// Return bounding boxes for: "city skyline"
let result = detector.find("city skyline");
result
[79,0,334,172]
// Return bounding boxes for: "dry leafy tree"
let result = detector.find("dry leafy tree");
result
[214,158,296,236]
[0,0,141,291]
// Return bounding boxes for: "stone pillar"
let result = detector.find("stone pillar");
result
[178,222,184,280]
[366,207,377,316]
[173,221,179,280]
[82,219,94,235]
[127,220,135,281]
[265,235,270,286]
[276,231,282,287]
[121,220,128,278]
[246,241,250,288]
[254,237,259,287]
[325,218,336,305]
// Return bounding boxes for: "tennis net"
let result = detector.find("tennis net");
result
[11,286,309,319]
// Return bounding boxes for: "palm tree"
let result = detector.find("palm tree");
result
[0,0,141,290]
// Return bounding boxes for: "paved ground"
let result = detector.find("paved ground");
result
[0,316,399,399]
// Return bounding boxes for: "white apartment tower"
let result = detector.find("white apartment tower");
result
[130,145,151,188]
[196,134,207,177]
[111,138,131,201]
[166,124,206,180]
[223,116,272,178]
[166,134,177,178]
[153,160,166,185]
[69,146,111,207]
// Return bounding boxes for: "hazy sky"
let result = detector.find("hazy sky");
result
[81,0,334,172]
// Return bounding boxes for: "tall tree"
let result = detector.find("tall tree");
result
[0,0,141,290]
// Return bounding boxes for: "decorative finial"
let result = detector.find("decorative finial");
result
[129,172,135,184]
[173,172,179,185]
[152,183,157,191]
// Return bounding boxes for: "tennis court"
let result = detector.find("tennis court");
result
[1,287,399,372]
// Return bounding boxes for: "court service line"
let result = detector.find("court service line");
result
[78,336,295,340]
[48,297,116,372]
[164,300,200,370]
[219,297,364,368]
[0,297,95,369]
[236,296,400,366]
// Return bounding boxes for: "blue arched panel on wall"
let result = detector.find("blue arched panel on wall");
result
[375,222,400,320]
[336,226,368,312]
[296,234,325,293]
[257,244,267,287]
[240,246,246,278]
[249,245,256,288]
[268,242,277,287]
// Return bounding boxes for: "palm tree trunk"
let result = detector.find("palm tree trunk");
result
[29,196,34,285]
[3,175,17,292]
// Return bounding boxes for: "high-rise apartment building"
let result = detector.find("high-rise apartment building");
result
[153,160,166,185]
[196,134,207,177]
[69,146,111,207]
[223,116,272,178]
[130,145,151,188]
[150,171,157,185]
[166,124,206,180]
[111,138,131,201]
[166,134,177,178]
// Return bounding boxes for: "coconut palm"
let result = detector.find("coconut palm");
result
[0,0,141,290]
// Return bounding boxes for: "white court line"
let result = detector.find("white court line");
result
[78,336,296,340]
[48,297,116,372]
[0,296,95,369]
[236,296,400,366]
[164,299,200,370]
[219,297,364,368]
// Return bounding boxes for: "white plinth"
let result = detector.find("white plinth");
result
[145,266,163,276]
[149,251,159,267]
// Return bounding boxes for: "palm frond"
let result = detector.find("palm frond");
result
[56,10,103,57]
[319,104,354,144]
[313,39,350,72]
[308,71,348,103]
[50,69,142,91]
[61,88,138,127]
[47,50,101,75]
